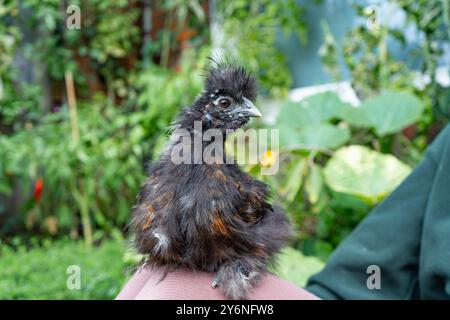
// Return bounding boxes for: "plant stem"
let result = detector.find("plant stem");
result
[443,0,450,40]
[161,11,173,68]
[64,70,80,141]
[378,14,388,89]
[73,181,93,246]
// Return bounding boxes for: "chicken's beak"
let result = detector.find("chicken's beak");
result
[242,97,262,118]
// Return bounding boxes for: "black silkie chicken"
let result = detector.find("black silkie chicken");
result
[132,61,292,299]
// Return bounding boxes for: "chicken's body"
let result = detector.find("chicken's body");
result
[132,62,291,299]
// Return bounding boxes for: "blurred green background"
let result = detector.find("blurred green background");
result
[0,0,449,299]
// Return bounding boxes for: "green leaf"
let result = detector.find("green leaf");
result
[58,205,73,228]
[0,181,12,195]
[305,164,323,204]
[279,123,351,150]
[324,145,412,204]
[270,247,324,287]
[329,191,370,212]
[278,92,348,128]
[284,158,306,202]
[342,90,425,136]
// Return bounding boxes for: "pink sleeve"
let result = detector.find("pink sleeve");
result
[116,267,320,300]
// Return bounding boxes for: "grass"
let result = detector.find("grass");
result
[0,239,135,299]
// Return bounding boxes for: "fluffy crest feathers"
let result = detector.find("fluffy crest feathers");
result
[203,58,258,102]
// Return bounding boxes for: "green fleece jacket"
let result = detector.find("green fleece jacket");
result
[306,125,450,300]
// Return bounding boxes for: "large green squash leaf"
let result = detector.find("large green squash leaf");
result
[277,92,349,128]
[279,123,350,150]
[342,90,424,136]
[324,145,412,204]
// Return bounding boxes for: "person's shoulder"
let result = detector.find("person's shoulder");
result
[118,267,320,300]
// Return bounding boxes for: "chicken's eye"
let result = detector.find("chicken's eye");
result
[219,99,230,108]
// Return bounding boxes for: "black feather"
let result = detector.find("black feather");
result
[203,58,258,102]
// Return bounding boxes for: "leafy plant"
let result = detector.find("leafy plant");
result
[324,145,411,205]
[0,1,41,130]
[320,1,449,133]
[134,48,206,149]
[276,92,351,151]
[341,90,425,136]
[216,0,307,97]
[0,99,147,241]
[397,0,450,120]
[254,89,424,258]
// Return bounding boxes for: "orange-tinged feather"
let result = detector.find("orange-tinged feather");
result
[212,216,228,235]
[214,170,227,182]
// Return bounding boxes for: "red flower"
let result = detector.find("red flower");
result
[34,178,43,202]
